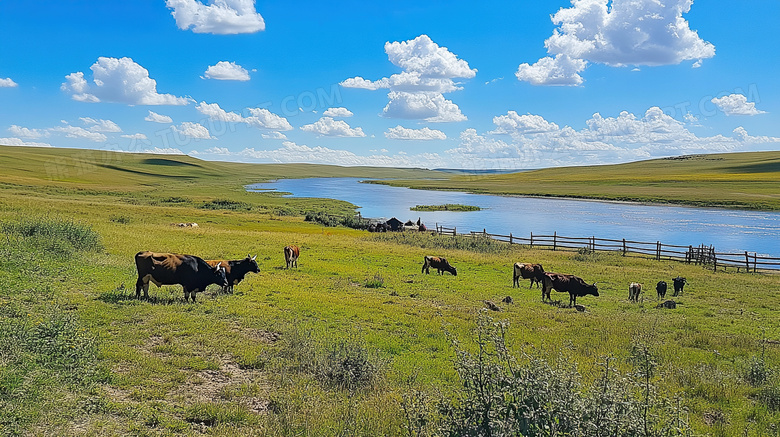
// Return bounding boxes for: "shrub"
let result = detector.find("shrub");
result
[373,232,511,255]
[316,336,385,392]
[2,216,102,254]
[200,199,252,211]
[305,212,369,230]
[364,274,385,289]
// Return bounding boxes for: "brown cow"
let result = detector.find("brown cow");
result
[205,255,260,293]
[284,245,300,269]
[541,272,599,306]
[135,251,227,302]
[421,256,457,276]
[513,262,545,288]
[628,282,642,303]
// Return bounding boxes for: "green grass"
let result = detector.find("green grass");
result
[0,145,779,435]
[375,151,780,211]
[410,204,481,212]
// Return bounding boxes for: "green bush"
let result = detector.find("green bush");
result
[373,232,511,255]
[200,198,252,211]
[2,216,102,253]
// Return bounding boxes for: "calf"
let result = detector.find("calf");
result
[135,251,228,302]
[541,272,599,307]
[673,276,687,296]
[422,256,457,276]
[628,282,642,303]
[513,263,545,288]
[284,245,300,269]
[656,281,667,299]
[206,255,260,293]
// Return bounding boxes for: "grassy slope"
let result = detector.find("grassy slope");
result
[378,152,780,210]
[0,145,779,435]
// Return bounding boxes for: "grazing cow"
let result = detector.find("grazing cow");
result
[541,272,599,307]
[628,282,642,303]
[672,276,687,296]
[284,245,300,269]
[134,251,228,302]
[421,256,457,276]
[513,262,545,288]
[206,255,260,293]
[656,281,668,299]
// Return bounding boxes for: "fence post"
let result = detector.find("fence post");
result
[509,233,513,245]
[656,241,661,261]
[483,228,487,238]
[745,251,751,273]
[753,252,757,273]
[530,232,534,247]
[622,238,627,256]
[453,227,456,236]
[591,236,595,252]
[553,232,557,251]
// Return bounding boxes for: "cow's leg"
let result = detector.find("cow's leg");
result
[529,278,534,289]
[183,289,190,302]
[512,273,518,288]
[135,276,144,299]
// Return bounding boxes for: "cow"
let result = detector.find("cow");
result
[628,282,642,303]
[205,255,260,294]
[284,245,300,269]
[422,256,457,276]
[541,272,599,307]
[672,276,687,296]
[134,251,228,302]
[513,262,545,288]
[656,281,668,299]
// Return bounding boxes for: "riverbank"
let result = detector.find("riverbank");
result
[367,151,780,211]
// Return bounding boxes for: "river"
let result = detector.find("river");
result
[247,178,780,257]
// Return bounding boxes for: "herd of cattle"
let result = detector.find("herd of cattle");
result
[134,248,687,307]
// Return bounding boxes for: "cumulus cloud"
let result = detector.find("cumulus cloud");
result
[711,94,766,116]
[261,131,287,140]
[0,78,18,87]
[49,125,108,142]
[196,101,292,131]
[515,54,587,86]
[8,125,48,139]
[383,91,467,123]
[300,117,366,137]
[341,35,474,122]
[80,117,122,132]
[121,133,148,140]
[145,111,173,123]
[140,147,185,155]
[492,111,560,134]
[172,122,214,139]
[322,107,354,118]
[203,61,251,81]
[517,0,715,86]
[0,137,53,147]
[62,57,192,105]
[166,0,265,34]
[385,125,447,140]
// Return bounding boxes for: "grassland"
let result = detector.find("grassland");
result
[374,152,780,211]
[0,145,779,436]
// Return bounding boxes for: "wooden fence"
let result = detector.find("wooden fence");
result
[434,224,780,273]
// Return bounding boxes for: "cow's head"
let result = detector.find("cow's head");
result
[674,276,686,285]
[244,254,261,273]
[213,262,229,287]
[586,282,599,297]
[448,265,458,276]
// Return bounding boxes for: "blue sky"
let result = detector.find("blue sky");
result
[1,0,778,170]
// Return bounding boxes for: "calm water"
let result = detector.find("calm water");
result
[247,178,780,257]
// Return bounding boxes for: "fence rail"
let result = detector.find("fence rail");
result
[434,225,780,273]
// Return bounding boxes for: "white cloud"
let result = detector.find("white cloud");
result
[385,125,447,140]
[196,101,293,131]
[166,0,265,34]
[0,78,18,88]
[62,57,192,105]
[145,111,173,123]
[517,0,715,86]
[711,94,766,116]
[383,91,467,122]
[341,35,474,122]
[300,117,365,137]
[197,141,445,167]
[261,131,287,140]
[340,76,389,90]
[121,133,148,140]
[515,54,587,86]
[172,122,214,139]
[492,111,560,134]
[141,147,185,155]
[203,61,250,81]
[322,107,354,118]
[49,125,108,142]
[0,137,53,148]
[80,117,122,132]
[8,125,48,139]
